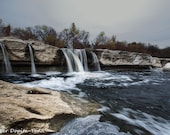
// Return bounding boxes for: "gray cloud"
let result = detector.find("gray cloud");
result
[0,0,170,48]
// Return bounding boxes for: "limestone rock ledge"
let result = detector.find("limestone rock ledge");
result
[95,49,162,68]
[0,37,163,69]
[0,36,62,65]
[0,80,99,134]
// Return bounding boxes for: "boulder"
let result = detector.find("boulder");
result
[95,49,162,68]
[0,80,99,134]
[163,63,170,71]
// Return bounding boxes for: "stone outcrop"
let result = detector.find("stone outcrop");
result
[95,49,162,68]
[0,37,163,70]
[0,37,63,66]
[0,80,99,134]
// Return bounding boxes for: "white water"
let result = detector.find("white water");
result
[28,44,36,74]
[61,49,84,72]
[111,108,170,135]
[22,70,167,92]
[75,49,89,71]
[54,115,131,135]
[61,49,101,72]
[163,63,170,70]
[91,52,101,71]
[70,50,84,72]
[0,43,12,73]
[22,72,98,91]
[53,110,170,135]
[62,49,74,72]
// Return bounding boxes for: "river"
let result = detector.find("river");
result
[0,69,170,135]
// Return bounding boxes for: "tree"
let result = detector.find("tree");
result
[94,32,116,49]
[0,19,11,36]
[70,22,79,35]
[0,19,5,36]
[12,27,37,40]
[160,47,170,58]
[147,44,160,56]
[115,41,127,51]
[60,23,89,48]
[34,25,58,46]
[2,24,11,36]
[95,31,108,46]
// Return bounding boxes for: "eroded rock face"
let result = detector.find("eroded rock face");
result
[0,80,99,134]
[0,37,163,70]
[0,37,26,62]
[0,37,63,65]
[95,49,162,68]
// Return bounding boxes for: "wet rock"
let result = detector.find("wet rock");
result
[0,80,99,134]
[163,63,170,71]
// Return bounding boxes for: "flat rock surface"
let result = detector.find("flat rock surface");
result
[0,80,99,134]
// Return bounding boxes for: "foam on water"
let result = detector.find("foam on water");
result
[23,76,81,91]
[22,70,168,92]
[111,108,170,135]
[22,71,112,91]
[53,115,131,135]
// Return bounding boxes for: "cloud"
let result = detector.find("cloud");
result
[0,0,170,47]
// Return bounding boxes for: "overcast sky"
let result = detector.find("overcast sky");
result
[1,0,170,48]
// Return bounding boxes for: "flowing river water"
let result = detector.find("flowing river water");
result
[1,69,170,135]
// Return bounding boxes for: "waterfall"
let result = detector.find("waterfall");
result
[91,52,101,71]
[61,48,101,72]
[70,50,84,72]
[28,44,36,74]
[0,43,12,73]
[61,49,84,72]
[75,49,89,71]
[62,49,74,72]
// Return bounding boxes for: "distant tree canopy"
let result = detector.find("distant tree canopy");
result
[60,23,90,48]
[0,19,170,58]
[0,20,11,36]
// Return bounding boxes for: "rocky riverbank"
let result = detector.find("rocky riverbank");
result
[0,80,99,134]
[0,36,169,72]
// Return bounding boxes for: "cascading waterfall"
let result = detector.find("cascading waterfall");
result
[62,49,74,72]
[61,48,84,72]
[0,43,12,73]
[69,50,84,72]
[91,52,101,71]
[61,48,101,72]
[75,49,89,71]
[27,44,36,74]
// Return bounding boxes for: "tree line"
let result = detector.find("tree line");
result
[0,19,170,58]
